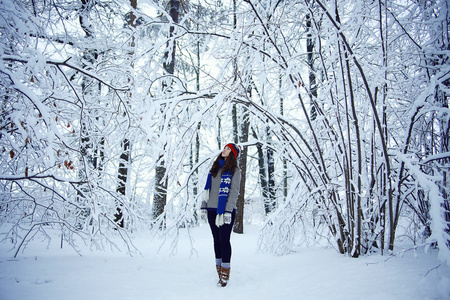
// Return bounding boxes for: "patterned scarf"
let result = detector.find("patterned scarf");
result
[204,159,233,215]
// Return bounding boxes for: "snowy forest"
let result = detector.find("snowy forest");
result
[0,0,449,264]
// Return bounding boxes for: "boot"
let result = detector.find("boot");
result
[216,265,221,280]
[219,267,230,287]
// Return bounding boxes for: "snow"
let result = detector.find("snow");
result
[1,225,449,300]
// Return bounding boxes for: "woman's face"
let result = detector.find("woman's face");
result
[222,146,232,158]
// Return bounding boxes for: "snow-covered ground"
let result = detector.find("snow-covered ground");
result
[1,225,449,300]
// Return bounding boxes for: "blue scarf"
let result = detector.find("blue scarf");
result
[204,159,233,215]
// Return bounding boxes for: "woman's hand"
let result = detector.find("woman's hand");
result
[215,212,232,226]
[224,212,232,224]
[201,209,208,222]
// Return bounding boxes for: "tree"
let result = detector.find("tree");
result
[152,0,181,223]
[2,0,449,264]
[114,0,139,228]
[0,0,140,255]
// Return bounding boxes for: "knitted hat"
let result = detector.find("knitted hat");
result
[225,143,240,159]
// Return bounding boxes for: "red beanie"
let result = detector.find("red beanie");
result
[225,143,240,158]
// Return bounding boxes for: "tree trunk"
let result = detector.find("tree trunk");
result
[306,11,317,121]
[77,0,98,230]
[267,139,275,212]
[280,74,288,200]
[254,139,270,214]
[115,138,130,227]
[113,0,137,228]
[152,0,180,220]
[234,115,249,234]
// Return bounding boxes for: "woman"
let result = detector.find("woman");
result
[201,143,241,287]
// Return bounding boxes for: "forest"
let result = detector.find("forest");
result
[0,0,449,263]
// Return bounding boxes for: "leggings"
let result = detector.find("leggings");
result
[207,210,236,263]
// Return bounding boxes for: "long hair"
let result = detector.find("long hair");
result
[211,153,237,177]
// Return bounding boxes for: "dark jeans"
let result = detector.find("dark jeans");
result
[207,210,236,263]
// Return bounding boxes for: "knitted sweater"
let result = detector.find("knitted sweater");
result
[201,166,241,213]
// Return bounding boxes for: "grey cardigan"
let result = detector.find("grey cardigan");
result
[201,166,241,213]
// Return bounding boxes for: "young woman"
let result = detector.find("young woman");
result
[201,143,241,287]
